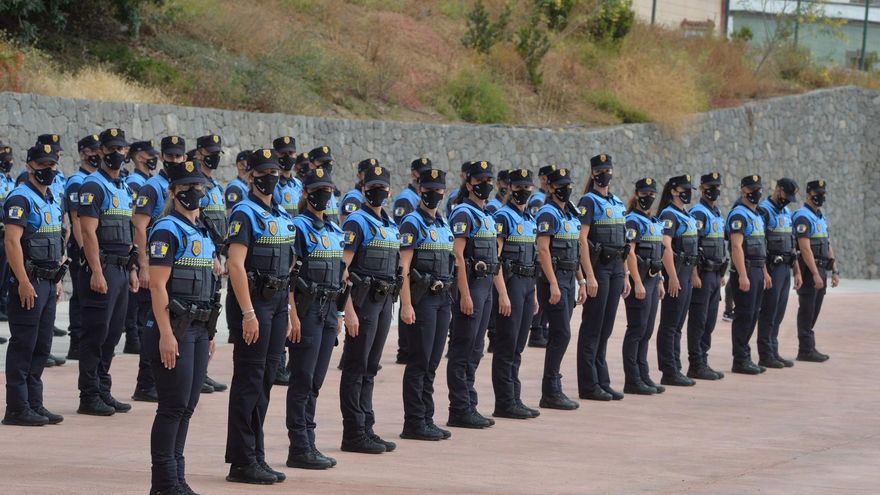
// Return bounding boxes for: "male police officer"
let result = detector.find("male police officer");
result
[273,136,302,218]
[393,158,431,225]
[226,150,251,215]
[2,144,65,426]
[77,128,139,416]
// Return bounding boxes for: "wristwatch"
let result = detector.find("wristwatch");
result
[577,279,587,286]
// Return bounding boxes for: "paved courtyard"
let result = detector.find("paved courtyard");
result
[0,282,878,494]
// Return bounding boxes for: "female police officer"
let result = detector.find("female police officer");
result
[145,160,216,495]
[399,168,454,441]
[576,154,631,401]
[287,167,345,470]
[622,178,666,395]
[492,168,540,419]
[656,175,699,386]
[224,149,294,485]
[447,160,508,429]
[535,167,584,411]
[339,164,400,454]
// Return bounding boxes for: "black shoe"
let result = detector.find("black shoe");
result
[32,406,63,424]
[492,404,532,419]
[287,450,332,470]
[53,326,67,337]
[600,386,624,400]
[205,376,227,392]
[258,460,286,482]
[149,486,184,495]
[226,462,276,484]
[122,339,141,355]
[368,432,396,452]
[473,409,495,426]
[528,336,548,348]
[731,361,764,375]
[48,354,65,366]
[45,356,56,368]
[776,355,795,367]
[426,423,452,439]
[797,350,829,362]
[447,410,491,429]
[103,396,132,413]
[516,400,541,418]
[722,311,733,322]
[2,408,49,426]
[705,365,725,379]
[77,397,115,416]
[341,435,386,454]
[180,482,199,495]
[132,387,159,402]
[660,372,695,386]
[274,366,290,386]
[623,381,656,395]
[687,366,720,380]
[66,339,80,360]
[200,382,214,394]
[643,376,665,394]
[758,356,785,369]
[313,448,337,467]
[539,393,579,410]
[401,424,445,441]
[579,388,613,401]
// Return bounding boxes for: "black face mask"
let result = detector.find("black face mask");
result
[703,187,720,202]
[746,190,762,205]
[511,189,531,206]
[31,166,57,186]
[103,152,125,170]
[553,185,572,203]
[279,156,295,171]
[593,172,612,187]
[421,190,444,209]
[253,173,279,196]
[295,165,308,179]
[319,164,333,174]
[638,195,655,210]
[175,187,205,211]
[145,157,158,170]
[678,190,692,205]
[364,188,389,208]
[498,187,509,198]
[811,194,825,207]
[203,154,220,170]
[308,189,333,211]
[472,182,494,200]
[778,195,791,208]
[163,160,180,169]
[0,160,12,173]
[86,154,101,169]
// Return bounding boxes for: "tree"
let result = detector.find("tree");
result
[515,10,551,87]
[461,0,513,54]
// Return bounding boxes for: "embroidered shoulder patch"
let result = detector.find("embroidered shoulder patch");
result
[229,221,242,236]
[7,206,24,220]
[344,231,356,245]
[796,223,808,234]
[135,195,148,208]
[453,222,467,234]
[81,193,95,206]
[150,241,169,258]
[401,232,414,247]
[538,221,550,233]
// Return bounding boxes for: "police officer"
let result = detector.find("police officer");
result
[273,136,303,218]
[622,178,666,395]
[195,134,227,245]
[122,140,158,357]
[577,153,630,401]
[225,150,251,214]
[728,174,769,375]
[535,167,583,410]
[2,143,65,426]
[339,164,400,454]
[485,169,509,215]
[399,168,454,441]
[393,158,431,224]
[225,149,294,484]
[0,143,18,332]
[793,179,838,362]
[685,172,728,381]
[287,167,345,470]
[340,158,375,223]
[444,161,470,218]
[145,160,216,495]
[447,160,505,428]
[656,175,699,386]
[757,178,801,368]
[527,164,555,349]
[61,135,102,359]
[491,168,539,419]
[307,146,340,225]
[76,127,139,416]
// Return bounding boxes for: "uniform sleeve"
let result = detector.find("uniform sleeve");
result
[625,219,642,244]
[77,182,105,219]
[793,216,811,238]
[691,210,708,237]
[660,210,678,237]
[226,185,244,208]
[292,221,307,258]
[450,210,473,239]
[495,213,512,240]
[398,219,418,250]
[393,198,415,224]
[65,181,83,212]
[536,210,558,237]
[342,219,364,252]
[342,196,361,215]
[577,195,595,225]
[147,228,178,267]
[134,184,159,216]
[757,206,770,229]
[127,181,142,195]
[226,211,253,246]
[3,195,31,227]
[528,195,543,210]
[727,213,747,235]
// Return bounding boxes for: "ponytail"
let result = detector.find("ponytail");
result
[656,182,674,214]
[625,192,639,214]
[161,187,176,217]
[297,191,308,215]
[583,176,594,195]
[453,182,468,206]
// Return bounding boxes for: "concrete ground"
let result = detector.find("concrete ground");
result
[0,281,878,494]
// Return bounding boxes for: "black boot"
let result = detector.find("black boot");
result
[579,388,612,401]
[32,406,63,424]
[797,350,829,362]
[447,410,491,429]
[660,372,695,386]
[623,380,656,395]
[205,376,227,392]
[286,450,332,470]
[539,393,579,410]
[643,375,665,394]
[258,460,286,482]
[132,387,159,402]
[492,404,532,419]
[226,462,276,484]
[731,360,765,375]
[2,408,49,426]
[77,397,115,416]
[401,424,445,441]
[368,431,396,452]
[687,365,721,380]
[103,396,132,413]
[758,355,785,369]
[600,386,624,400]
[341,434,386,454]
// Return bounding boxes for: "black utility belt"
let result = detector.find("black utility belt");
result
[29,265,62,280]
[674,252,700,265]
[745,258,766,268]
[636,257,663,278]
[103,253,130,266]
[769,253,796,267]
[700,259,727,272]
[428,280,454,294]
[553,258,579,271]
[505,262,537,278]
[812,258,833,269]
[469,260,500,277]
[247,272,289,290]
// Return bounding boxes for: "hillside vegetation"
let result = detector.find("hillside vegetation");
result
[1,0,878,127]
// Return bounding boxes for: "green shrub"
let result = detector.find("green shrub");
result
[586,0,634,42]
[515,11,551,87]
[536,0,575,31]
[586,89,649,123]
[445,70,511,123]
[461,0,512,54]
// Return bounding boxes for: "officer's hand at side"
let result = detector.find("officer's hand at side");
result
[55,281,63,302]
[345,312,359,338]
[668,276,681,298]
[498,292,511,317]
[159,333,179,369]
[401,304,416,325]
[243,316,259,345]
[793,273,803,290]
[586,276,599,298]
[213,257,222,277]
[129,270,140,292]
[813,272,824,290]
[336,316,344,335]
[288,314,301,343]
[738,272,750,292]
[576,284,587,305]
[533,293,540,314]
[763,275,772,290]
[622,277,631,298]
[208,339,216,363]
[18,280,37,310]
[831,273,839,288]
[692,275,702,290]
[549,283,562,305]
[138,268,150,292]
[658,281,666,299]
[460,294,474,316]
[90,271,108,294]
[634,281,646,300]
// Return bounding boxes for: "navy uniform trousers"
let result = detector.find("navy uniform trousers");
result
[536,269,576,397]
[447,275,493,416]
[731,266,766,364]
[686,270,722,369]
[78,264,130,401]
[402,292,452,429]
[758,262,791,359]
[796,266,827,354]
[577,260,624,394]
[5,278,56,412]
[622,274,661,384]
[657,264,694,375]
[492,273,535,408]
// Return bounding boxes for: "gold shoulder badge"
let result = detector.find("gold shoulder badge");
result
[135,195,148,207]
[796,224,807,234]
[111,195,120,208]
[192,240,202,256]
[344,231,355,244]
[496,222,503,233]
[262,149,271,159]
[7,206,23,220]
[229,220,241,236]
[626,228,637,241]
[731,219,743,230]
[663,219,674,229]
[185,161,194,172]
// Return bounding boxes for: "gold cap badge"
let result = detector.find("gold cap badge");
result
[262,149,271,159]
[283,136,290,144]
[316,168,325,178]
[520,169,527,177]
[646,178,653,185]
[185,161,194,172]
[170,136,178,144]
[431,169,439,179]
[43,144,52,153]
[110,129,118,137]
[712,172,718,179]
[560,169,567,176]
[374,167,382,175]
[213,135,220,143]
[480,161,487,169]
[600,154,606,162]
[752,175,758,182]
[322,146,329,153]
